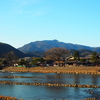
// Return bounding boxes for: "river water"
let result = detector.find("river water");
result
[0,72,100,100]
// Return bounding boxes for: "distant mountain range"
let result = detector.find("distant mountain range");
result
[18,40,100,53]
[1,40,100,58]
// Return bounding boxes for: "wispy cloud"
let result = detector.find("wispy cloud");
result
[13,0,47,14]
[15,0,42,6]
[12,0,45,17]
[32,11,44,16]
[15,0,30,7]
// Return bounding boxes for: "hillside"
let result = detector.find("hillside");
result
[0,42,26,58]
[0,41,98,58]
[18,40,99,53]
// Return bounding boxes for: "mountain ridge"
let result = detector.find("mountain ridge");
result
[0,40,100,58]
[0,43,26,58]
[18,40,100,53]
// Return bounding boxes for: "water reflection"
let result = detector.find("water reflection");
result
[1,72,100,85]
[46,73,66,84]
[91,75,99,85]
[0,72,100,99]
[73,75,80,84]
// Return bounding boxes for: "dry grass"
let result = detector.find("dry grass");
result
[0,95,18,100]
[3,66,100,74]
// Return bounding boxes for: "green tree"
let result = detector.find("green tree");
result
[80,58,86,64]
[17,59,28,65]
[73,51,80,61]
[91,52,99,64]
[32,58,45,65]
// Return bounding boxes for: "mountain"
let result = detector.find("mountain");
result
[18,40,100,53]
[78,49,93,57]
[68,49,93,57]
[0,42,26,58]
[92,47,100,52]
[25,51,44,57]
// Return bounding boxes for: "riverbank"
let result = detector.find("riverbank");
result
[0,80,100,88]
[3,66,100,75]
[0,95,20,100]
[1,67,100,100]
[0,95,97,100]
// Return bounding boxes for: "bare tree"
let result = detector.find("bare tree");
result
[45,47,69,66]
[3,51,18,66]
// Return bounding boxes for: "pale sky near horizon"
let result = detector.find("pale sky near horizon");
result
[0,0,100,48]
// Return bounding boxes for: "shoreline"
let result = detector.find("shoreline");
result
[0,80,100,88]
[1,66,100,100]
[3,66,100,75]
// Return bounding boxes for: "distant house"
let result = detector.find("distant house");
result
[85,55,92,60]
[54,61,65,66]
[67,56,74,60]
[18,57,33,62]
[85,55,92,64]
[24,57,33,62]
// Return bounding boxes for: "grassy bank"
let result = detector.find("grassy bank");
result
[3,66,100,75]
[0,80,100,88]
[0,95,21,100]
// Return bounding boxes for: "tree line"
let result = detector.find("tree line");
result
[0,47,100,68]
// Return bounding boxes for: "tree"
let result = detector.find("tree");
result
[80,58,86,64]
[45,47,69,66]
[32,57,45,65]
[17,59,28,65]
[3,51,18,66]
[73,51,80,61]
[91,52,99,65]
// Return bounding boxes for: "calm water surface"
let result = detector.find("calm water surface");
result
[0,72,100,100]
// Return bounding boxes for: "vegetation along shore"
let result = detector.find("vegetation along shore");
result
[3,66,100,75]
[1,66,100,100]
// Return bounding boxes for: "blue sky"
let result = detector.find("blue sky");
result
[0,0,100,48]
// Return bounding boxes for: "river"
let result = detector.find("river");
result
[0,72,100,100]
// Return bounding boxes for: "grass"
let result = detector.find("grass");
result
[3,66,100,74]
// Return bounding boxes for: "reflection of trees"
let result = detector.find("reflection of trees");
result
[45,74,65,84]
[91,75,98,85]
[73,74,99,85]
[45,85,67,93]
[37,73,69,96]
[73,75,80,84]
[71,75,83,95]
